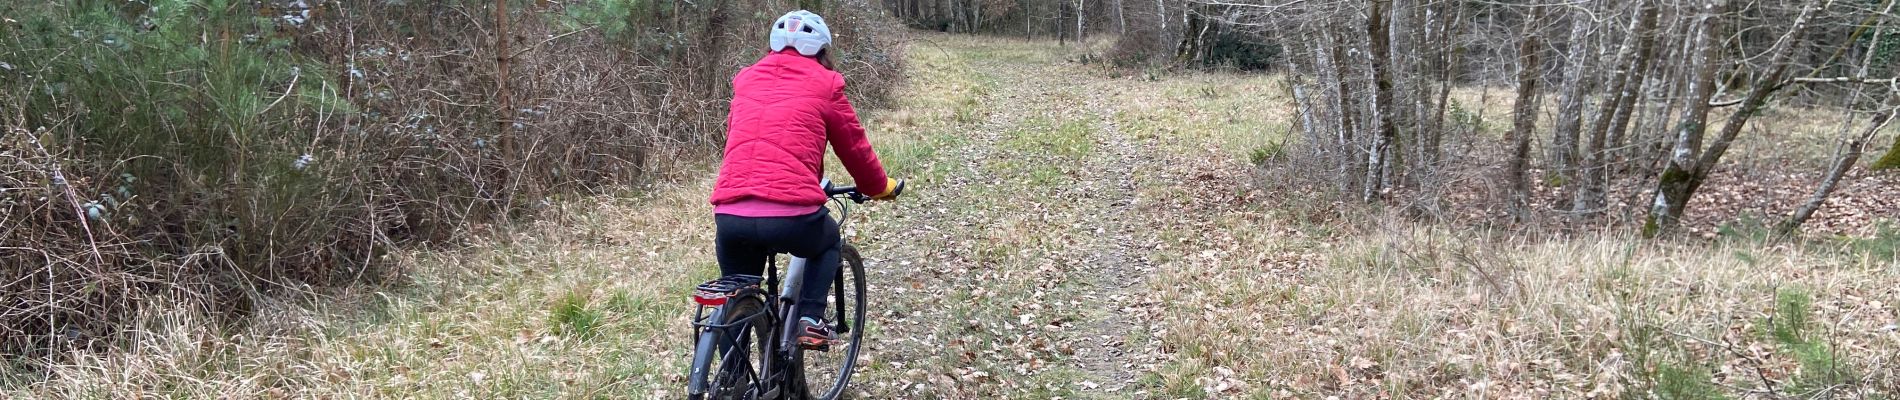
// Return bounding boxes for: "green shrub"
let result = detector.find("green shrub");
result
[3,0,357,355]
[1199,30,1281,71]
[1620,310,1727,399]
[1447,101,1487,136]
[1249,141,1287,167]
[1763,289,1857,393]
[1654,363,1728,400]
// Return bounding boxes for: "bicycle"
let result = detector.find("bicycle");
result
[686,180,875,400]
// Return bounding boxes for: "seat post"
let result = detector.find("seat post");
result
[764,255,778,293]
[781,256,808,302]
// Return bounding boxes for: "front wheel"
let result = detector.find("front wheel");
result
[795,244,868,400]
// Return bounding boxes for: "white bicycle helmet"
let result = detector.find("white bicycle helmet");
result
[769,10,832,56]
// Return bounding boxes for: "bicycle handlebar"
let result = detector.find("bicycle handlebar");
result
[822,181,873,204]
[821,178,908,204]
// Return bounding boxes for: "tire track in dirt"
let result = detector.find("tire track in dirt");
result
[1061,92,1164,396]
[848,38,1173,398]
[849,40,1086,398]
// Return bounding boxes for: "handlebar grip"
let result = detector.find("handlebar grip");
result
[825,185,858,196]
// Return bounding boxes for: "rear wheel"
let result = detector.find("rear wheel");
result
[690,297,768,400]
[795,244,868,400]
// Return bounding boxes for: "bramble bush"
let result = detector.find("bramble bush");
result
[0,0,904,360]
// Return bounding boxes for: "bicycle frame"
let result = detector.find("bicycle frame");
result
[685,253,820,399]
[688,181,870,400]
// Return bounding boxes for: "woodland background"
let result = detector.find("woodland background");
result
[4,0,1899,397]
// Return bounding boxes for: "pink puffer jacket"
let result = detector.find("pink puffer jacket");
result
[710,50,890,207]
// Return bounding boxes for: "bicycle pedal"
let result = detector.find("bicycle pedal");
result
[798,338,840,351]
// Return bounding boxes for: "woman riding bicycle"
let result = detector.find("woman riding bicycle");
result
[710,10,903,350]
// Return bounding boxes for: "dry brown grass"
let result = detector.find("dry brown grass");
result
[1145,196,1899,397]
[1128,73,1900,398]
[4,172,727,398]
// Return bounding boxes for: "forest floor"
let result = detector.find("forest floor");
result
[9,35,1900,399]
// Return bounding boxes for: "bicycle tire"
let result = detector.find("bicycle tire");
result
[795,244,869,400]
[689,296,768,400]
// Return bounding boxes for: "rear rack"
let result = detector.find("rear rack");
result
[693,274,764,306]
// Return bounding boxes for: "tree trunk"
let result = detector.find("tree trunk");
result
[1364,0,1398,201]
[1625,16,1693,179]
[1326,29,1364,194]
[1059,2,1069,46]
[1076,0,1087,42]
[1506,10,1545,214]
[1279,29,1322,144]
[1386,0,1413,188]
[1024,0,1033,37]
[1402,1,1434,182]
[1692,0,1820,180]
[1644,0,1725,237]
[1178,4,1209,63]
[1292,82,1319,143]
[1576,0,1659,214]
[1116,0,1127,36]
[1862,2,1900,171]
[1549,8,1595,210]
[1649,0,1819,236]
[1426,5,1465,170]
[1782,95,1899,233]
[1156,0,1168,46]
[495,0,513,156]
[960,0,969,32]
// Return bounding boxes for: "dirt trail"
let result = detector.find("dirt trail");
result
[1063,97,1161,394]
[843,38,1184,398]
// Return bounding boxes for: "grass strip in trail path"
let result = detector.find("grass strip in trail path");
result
[10,34,1897,399]
[845,37,1180,399]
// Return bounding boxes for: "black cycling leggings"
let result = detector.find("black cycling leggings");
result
[713,208,840,321]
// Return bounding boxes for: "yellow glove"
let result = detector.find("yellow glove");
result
[872,178,906,200]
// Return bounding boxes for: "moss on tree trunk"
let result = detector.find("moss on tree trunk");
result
[1646,163,1698,238]
[1874,142,1900,169]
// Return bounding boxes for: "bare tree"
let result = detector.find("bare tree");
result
[1364,0,1399,201]
[1117,0,1128,35]
[495,0,514,156]
[1644,0,1727,236]
[1323,27,1367,194]
[1782,0,1896,233]
[1547,4,1597,210]
[1423,5,1466,171]
[1647,0,1823,236]
[1077,0,1088,41]
[1505,8,1545,214]
[1575,0,1659,215]
[1114,0,1890,235]
[1781,93,1898,233]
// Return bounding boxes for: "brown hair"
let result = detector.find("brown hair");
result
[815,48,838,71]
